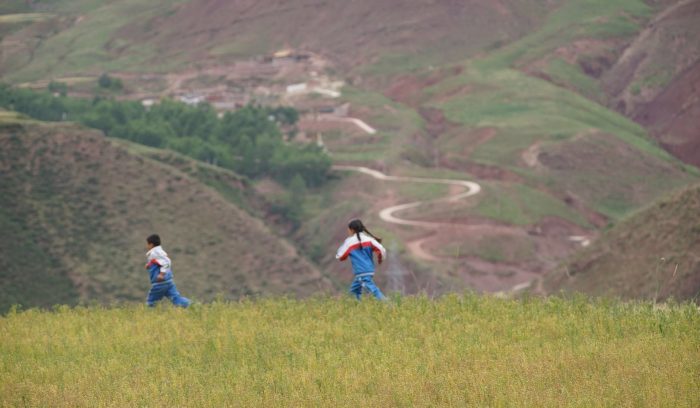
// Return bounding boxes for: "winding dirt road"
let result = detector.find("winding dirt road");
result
[333,165,481,227]
[332,165,481,259]
[333,165,589,295]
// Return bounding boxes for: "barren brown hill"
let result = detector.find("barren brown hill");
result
[143,0,555,66]
[0,120,331,311]
[634,61,700,166]
[0,0,561,82]
[543,183,700,302]
[600,0,700,165]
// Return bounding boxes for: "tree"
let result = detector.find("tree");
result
[47,81,68,97]
[0,85,330,189]
[98,74,123,91]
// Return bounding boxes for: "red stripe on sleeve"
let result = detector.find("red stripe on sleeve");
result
[370,243,383,263]
[146,259,161,269]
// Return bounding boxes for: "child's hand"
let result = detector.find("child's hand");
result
[156,272,165,282]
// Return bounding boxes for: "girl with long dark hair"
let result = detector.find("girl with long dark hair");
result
[335,219,387,300]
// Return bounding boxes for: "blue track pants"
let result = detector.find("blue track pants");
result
[147,281,190,307]
[349,275,386,300]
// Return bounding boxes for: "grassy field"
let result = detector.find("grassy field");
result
[1,296,698,407]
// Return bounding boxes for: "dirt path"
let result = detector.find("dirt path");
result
[334,165,481,226]
[333,165,590,295]
[406,237,439,261]
[332,165,481,260]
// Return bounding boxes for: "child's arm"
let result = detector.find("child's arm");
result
[146,260,166,281]
[147,249,171,280]
[370,238,387,264]
[335,239,352,261]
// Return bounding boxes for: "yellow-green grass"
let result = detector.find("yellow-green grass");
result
[1,296,698,407]
[0,109,33,124]
[0,13,53,23]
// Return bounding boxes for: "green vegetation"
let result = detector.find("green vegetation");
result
[421,62,697,222]
[334,86,424,164]
[1,296,698,406]
[0,196,79,310]
[29,0,114,15]
[2,0,187,82]
[0,0,32,14]
[396,181,448,202]
[47,81,68,96]
[0,13,53,23]
[0,85,330,187]
[97,73,123,91]
[434,69,657,160]
[475,0,652,71]
[633,70,675,92]
[544,58,605,101]
[0,109,34,124]
[474,182,589,227]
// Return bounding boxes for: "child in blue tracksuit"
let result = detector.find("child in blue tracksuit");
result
[145,234,190,307]
[336,219,387,300]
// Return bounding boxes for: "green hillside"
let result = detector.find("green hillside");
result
[1,297,698,406]
[299,0,698,293]
[0,118,331,311]
[544,183,700,302]
[1,0,698,299]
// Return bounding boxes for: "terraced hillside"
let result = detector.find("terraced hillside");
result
[0,118,331,311]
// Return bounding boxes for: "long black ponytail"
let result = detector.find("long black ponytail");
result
[348,219,382,244]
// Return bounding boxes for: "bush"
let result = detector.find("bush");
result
[47,81,68,96]
[98,73,123,91]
